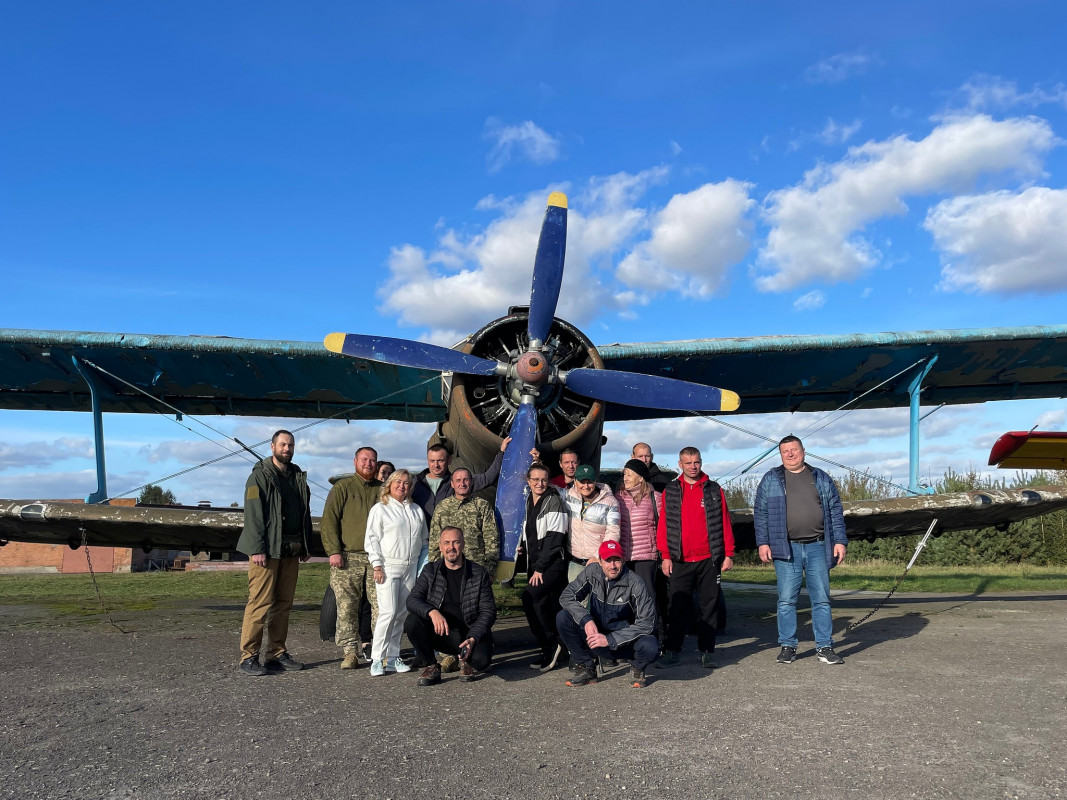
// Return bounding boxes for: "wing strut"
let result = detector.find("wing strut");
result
[71,356,110,505]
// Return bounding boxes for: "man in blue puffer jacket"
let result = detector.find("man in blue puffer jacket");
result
[754,435,848,666]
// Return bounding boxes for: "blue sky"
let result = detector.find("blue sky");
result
[2,2,1066,512]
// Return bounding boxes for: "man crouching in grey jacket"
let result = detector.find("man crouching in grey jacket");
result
[556,539,659,688]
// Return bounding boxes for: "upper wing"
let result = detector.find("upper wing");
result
[599,325,1067,419]
[0,328,445,421]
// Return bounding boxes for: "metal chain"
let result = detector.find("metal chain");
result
[80,526,129,634]
[842,567,909,635]
[843,519,937,635]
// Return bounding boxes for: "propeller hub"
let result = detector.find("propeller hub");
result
[515,351,549,384]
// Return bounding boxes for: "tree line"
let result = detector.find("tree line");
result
[724,468,1067,567]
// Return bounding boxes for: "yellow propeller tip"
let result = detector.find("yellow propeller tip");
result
[721,391,741,412]
[547,191,568,209]
[324,333,346,353]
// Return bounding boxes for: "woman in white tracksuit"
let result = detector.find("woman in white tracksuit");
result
[365,469,429,676]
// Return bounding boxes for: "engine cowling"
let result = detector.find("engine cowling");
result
[437,310,606,476]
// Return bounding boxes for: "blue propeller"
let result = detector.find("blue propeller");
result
[323,333,500,376]
[527,192,568,344]
[494,401,538,576]
[564,367,741,412]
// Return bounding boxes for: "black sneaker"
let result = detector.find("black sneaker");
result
[565,663,598,687]
[630,668,648,689]
[263,653,304,672]
[238,656,267,677]
[776,646,797,664]
[816,647,843,665]
[362,642,373,662]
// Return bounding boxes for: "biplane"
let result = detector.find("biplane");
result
[2,193,1067,578]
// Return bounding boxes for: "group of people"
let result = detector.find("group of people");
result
[236,430,849,688]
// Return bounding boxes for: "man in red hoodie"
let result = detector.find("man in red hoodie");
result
[655,446,734,669]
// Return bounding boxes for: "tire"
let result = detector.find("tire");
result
[319,585,337,641]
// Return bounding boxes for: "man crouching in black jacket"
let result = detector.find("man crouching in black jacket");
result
[405,526,496,685]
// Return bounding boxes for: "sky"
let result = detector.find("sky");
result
[2,2,1066,513]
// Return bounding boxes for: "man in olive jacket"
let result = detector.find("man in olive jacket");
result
[320,445,381,669]
[237,430,312,676]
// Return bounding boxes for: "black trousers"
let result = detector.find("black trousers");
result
[404,612,493,672]
[521,561,567,655]
[664,558,721,653]
[359,593,372,642]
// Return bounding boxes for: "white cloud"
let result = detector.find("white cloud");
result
[754,114,1056,292]
[804,51,875,84]
[378,167,692,343]
[615,179,754,298]
[0,437,93,470]
[669,140,683,156]
[956,74,1067,112]
[484,119,561,173]
[928,186,1067,293]
[818,117,862,145]
[788,118,863,152]
[792,289,825,311]
[1,469,147,502]
[1036,409,1067,429]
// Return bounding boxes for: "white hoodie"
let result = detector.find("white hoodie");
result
[365,498,429,568]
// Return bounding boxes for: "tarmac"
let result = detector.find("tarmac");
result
[2,586,1065,800]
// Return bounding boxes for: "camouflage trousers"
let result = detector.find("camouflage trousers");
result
[330,551,378,653]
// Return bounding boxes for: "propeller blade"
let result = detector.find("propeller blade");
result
[527,192,568,344]
[494,401,538,580]
[563,368,741,412]
[323,333,500,376]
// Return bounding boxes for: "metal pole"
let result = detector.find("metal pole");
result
[72,356,109,504]
[907,356,938,495]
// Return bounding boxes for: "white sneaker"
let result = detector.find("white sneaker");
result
[390,657,412,674]
[370,659,385,677]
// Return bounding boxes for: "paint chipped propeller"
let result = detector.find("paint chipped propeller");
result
[323,193,740,415]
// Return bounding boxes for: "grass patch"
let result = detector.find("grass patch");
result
[3,561,1066,617]
[0,563,529,616]
[727,561,1067,593]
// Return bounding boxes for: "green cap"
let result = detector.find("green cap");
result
[574,464,597,481]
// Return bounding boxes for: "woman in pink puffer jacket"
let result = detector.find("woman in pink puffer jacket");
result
[615,458,662,628]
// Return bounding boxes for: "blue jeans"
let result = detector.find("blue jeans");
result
[773,540,832,649]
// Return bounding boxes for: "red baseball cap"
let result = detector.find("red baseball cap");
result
[599,540,624,561]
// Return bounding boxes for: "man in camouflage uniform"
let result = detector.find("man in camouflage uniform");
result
[321,445,381,669]
[429,468,500,578]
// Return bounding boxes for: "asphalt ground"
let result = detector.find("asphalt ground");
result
[2,586,1065,800]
